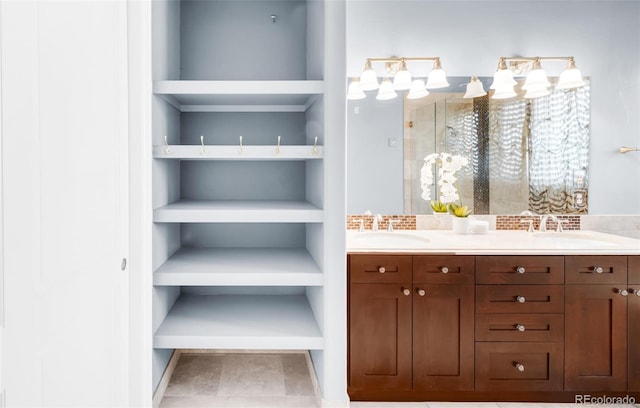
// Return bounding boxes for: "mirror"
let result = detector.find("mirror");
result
[348,77,590,215]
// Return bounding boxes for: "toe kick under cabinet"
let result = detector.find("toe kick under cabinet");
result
[347,253,640,402]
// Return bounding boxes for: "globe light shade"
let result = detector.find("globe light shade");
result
[376,78,398,100]
[346,78,366,100]
[407,79,429,99]
[490,69,517,89]
[359,60,379,91]
[492,85,517,100]
[393,60,412,90]
[463,76,487,98]
[426,68,449,89]
[522,60,550,90]
[523,85,551,99]
[557,59,585,89]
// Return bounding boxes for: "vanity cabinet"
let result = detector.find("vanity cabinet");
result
[629,256,640,391]
[348,252,640,401]
[564,256,628,391]
[348,254,475,393]
[475,256,564,392]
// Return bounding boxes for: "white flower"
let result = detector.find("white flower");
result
[420,152,468,205]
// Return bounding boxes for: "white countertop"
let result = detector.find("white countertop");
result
[346,229,640,255]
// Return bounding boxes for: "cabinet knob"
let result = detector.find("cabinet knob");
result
[633,289,640,297]
[378,266,386,274]
[516,266,526,274]
[593,266,604,274]
[515,324,526,332]
[440,266,449,274]
[514,362,525,372]
[617,289,629,297]
[417,289,426,297]
[402,288,411,296]
[516,296,526,303]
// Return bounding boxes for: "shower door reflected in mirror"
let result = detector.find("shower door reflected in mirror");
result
[405,79,590,215]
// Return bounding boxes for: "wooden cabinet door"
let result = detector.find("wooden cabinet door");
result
[349,284,412,390]
[413,284,475,390]
[629,259,640,391]
[565,285,628,391]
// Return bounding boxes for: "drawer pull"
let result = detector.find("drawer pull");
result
[378,266,386,273]
[516,295,526,303]
[514,362,525,372]
[516,266,526,274]
[515,324,526,332]
[593,266,604,274]
[417,289,426,297]
[617,288,629,297]
[402,288,411,296]
[440,266,449,274]
[633,289,640,297]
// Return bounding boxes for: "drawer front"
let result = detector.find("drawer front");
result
[349,255,412,284]
[476,285,564,314]
[476,256,564,284]
[565,255,627,284]
[413,255,475,284]
[629,256,640,285]
[476,313,564,342]
[475,342,563,391]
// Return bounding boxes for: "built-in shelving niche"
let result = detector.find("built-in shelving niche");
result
[151,0,327,394]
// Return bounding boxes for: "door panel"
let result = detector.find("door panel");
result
[1,1,129,406]
[565,285,627,391]
[349,284,412,390]
[413,284,474,390]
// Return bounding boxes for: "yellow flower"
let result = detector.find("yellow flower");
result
[448,203,471,217]
[430,200,449,213]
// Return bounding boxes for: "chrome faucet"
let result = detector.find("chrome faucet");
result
[387,219,400,232]
[372,214,383,231]
[540,214,565,232]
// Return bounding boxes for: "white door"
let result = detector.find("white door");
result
[1,1,129,406]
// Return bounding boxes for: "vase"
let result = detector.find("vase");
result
[432,212,451,229]
[451,217,471,235]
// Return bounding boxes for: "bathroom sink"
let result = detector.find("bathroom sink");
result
[350,231,431,248]
[532,232,617,247]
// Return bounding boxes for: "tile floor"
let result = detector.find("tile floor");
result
[159,353,639,408]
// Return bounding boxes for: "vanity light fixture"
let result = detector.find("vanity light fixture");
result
[463,76,487,98]
[489,56,586,99]
[348,57,449,100]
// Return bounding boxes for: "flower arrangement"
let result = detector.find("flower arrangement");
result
[421,152,471,217]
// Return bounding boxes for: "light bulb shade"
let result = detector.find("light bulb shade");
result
[463,77,487,98]
[376,78,398,100]
[492,85,517,100]
[556,67,585,89]
[490,69,517,89]
[407,79,429,99]
[360,64,379,91]
[393,68,412,90]
[346,79,366,100]
[522,68,550,90]
[426,68,449,89]
[523,86,550,99]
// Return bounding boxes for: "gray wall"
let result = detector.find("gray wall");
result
[346,0,640,215]
[347,96,404,214]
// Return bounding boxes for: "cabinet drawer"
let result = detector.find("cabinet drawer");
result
[349,255,412,284]
[413,255,474,284]
[629,256,640,285]
[565,255,627,284]
[475,342,563,391]
[476,285,564,314]
[476,313,564,342]
[476,256,564,284]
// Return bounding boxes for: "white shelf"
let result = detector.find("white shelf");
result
[153,199,323,223]
[153,80,324,112]
[154,248,323,286]
[153,294,324,350]
[153,145,323,160]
